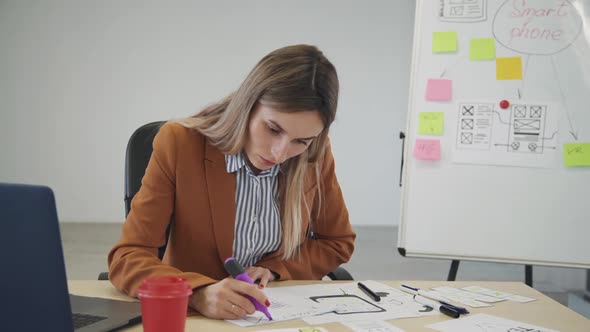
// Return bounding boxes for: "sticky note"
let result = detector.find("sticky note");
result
[564,143,590,166]
[414,139,441,160]
[426,78,452,101]
[419,112,444,135]
[470,38,495,60]
[433,31,458,53]
[496,57,522,80]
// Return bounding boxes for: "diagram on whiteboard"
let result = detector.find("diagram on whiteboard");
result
[453,101,558,168]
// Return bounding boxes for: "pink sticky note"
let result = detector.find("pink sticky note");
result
[414,139,441,160]
[425,79,452,101]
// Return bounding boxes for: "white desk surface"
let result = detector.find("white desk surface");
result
[68,280,589,331]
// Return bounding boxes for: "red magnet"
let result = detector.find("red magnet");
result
[499,100,510,109]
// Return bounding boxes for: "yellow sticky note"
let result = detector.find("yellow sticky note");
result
[433,31,458,53]
[564,143,590,166]
[470,38,495,60]
[419,112,444,135]
[496,57,522,80]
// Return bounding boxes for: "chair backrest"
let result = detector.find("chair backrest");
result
[124,121,165,215]
[124,121,168,259]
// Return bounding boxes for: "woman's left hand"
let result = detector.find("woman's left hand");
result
[245,266,275,289]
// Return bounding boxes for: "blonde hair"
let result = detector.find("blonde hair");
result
[178,44,339,260]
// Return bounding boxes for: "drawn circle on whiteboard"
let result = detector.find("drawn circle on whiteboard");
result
[529,143,538,151]
[492,0,583,55]
[511,141,520,150]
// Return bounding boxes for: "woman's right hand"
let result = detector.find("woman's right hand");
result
[188,277,271,320]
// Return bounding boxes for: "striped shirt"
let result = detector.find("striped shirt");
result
[225,153,282,267]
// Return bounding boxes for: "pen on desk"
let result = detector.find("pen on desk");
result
[413,295,460,319]
[400,284,469,314]
[357,282,380,302]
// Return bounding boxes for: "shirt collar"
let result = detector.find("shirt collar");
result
[225,153,280,177]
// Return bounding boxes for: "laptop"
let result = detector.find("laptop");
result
[1,183,142,332]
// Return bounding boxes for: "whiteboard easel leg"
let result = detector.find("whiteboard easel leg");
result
[447,260,460,281]
[525,265,533,287]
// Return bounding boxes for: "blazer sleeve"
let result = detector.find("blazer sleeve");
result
[108,123,217,297]
[255,142,356,280]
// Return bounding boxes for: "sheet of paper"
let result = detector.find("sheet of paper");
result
[437,286,504,304]
[226,291,336,327]
[452,101,559,168]
[341,320,406,332]
[427,313,559,332]
[563,143,590,166]
[470,294,505,303]
[496,56,522,80]
[442,295,491,308]
[437,285,535,304]
[418,112,444,135]
[432,31,458,53]
[413,139,441,161]
[431,286,462,294]
[506,295,536,303]
[228,281,435,327]
[302,281,438,325]
[425,79,452,101]
[460,285,493,293]
[255,328,328,332]
[461,286,514,299]
[429,287,492,307]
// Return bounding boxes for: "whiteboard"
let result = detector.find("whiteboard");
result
[398,0,590,269]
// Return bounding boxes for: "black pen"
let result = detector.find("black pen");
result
[357,282,380,302]
[414,295,460,319]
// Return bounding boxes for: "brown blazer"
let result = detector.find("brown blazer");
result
[108,123,355,297]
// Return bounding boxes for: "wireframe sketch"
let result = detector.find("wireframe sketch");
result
[507,104,547,154]
[456,103,493,150]
[452,101,558,168]
[439,0,487,22]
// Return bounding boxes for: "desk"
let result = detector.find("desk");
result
[68,280,589,331]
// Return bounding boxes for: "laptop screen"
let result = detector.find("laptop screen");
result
[1,183,75,331]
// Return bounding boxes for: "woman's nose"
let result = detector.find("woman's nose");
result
[271,139,289,164]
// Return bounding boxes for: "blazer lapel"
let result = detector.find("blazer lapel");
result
[204,143,236,264]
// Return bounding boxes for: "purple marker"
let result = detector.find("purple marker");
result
[223,257,273,320]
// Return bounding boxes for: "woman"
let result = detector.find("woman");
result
[108,44,355,319]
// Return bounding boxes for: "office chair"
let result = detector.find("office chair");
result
[98,121,353,281]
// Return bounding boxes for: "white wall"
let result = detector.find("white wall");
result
[0,0,415,224]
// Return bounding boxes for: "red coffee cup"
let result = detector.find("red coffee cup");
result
[137,276,193,332]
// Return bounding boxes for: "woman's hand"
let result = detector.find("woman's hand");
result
[188,278,270,320]
[245,266,275,288]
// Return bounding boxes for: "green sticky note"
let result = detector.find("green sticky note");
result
[433,31,458,53]
[496,57,522,80]
[419,112,444,135]
[564,143,590,166]
[470,38,495,60]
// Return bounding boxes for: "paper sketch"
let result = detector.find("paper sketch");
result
[452,101,559,168]
[427,313,559,332]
